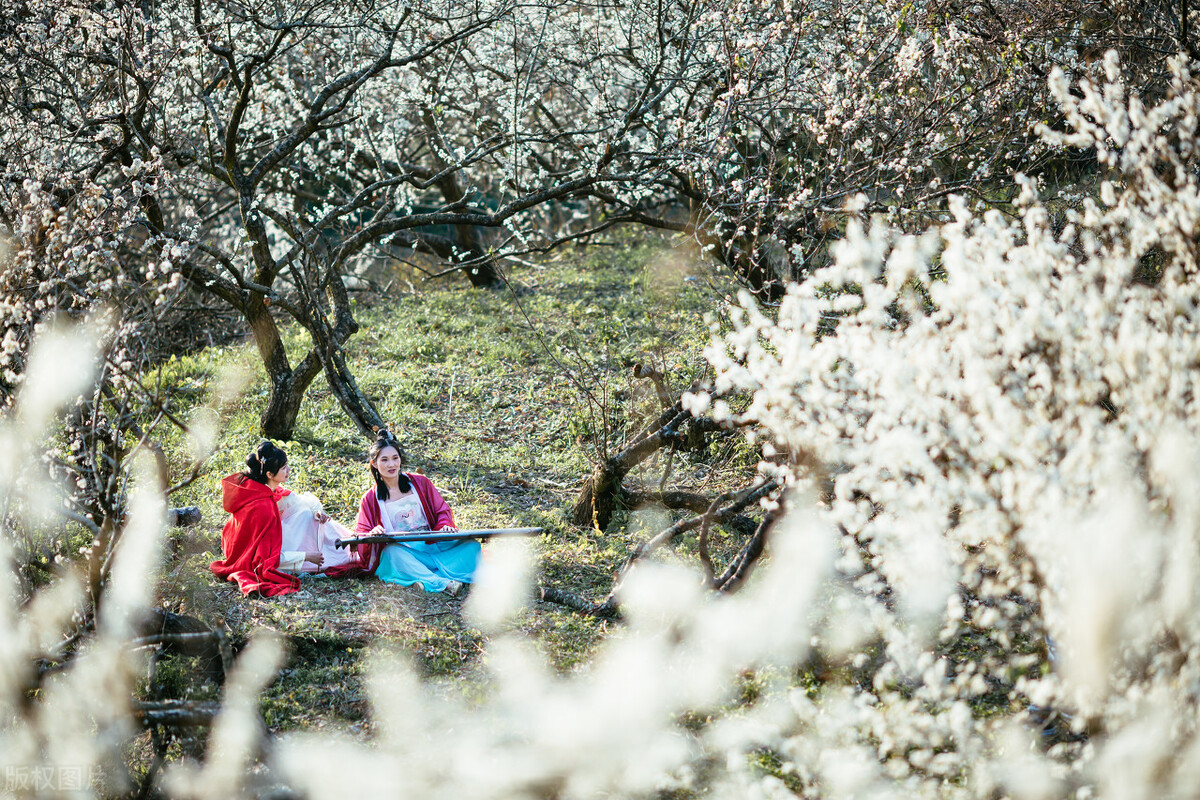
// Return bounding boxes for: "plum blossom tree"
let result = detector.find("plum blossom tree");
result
[688,49,1200,794]
[563,0,1069,540]
[0,0,728,439]
[561,0,1099,531]
[5,40,1200,800]
[0,162,210,607]
[634,0,1200,300]
[560,0,1200,541]
[4,0,1195,444]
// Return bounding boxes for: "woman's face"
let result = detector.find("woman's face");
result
[266,460,290,486]
[373,446,402,478]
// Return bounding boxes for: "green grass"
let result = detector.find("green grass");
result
[146,233,752,734]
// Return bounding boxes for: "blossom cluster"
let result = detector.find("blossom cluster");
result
[693,52,1200,796]
[667,0,1107,290]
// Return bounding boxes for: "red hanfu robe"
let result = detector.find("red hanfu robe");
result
[211,473,300,596]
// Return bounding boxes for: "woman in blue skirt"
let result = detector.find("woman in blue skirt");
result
[351,429,479,596]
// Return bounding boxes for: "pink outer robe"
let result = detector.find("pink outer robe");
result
[350,473,456,573]
[211,474,300,597]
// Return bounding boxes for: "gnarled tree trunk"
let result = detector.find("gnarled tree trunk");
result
[421,106,501,288]
[247,298,325,440]
[572,384,709,531]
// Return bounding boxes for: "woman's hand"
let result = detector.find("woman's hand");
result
[304,551,324,566]
[314,511,330,524]
[369,525,385,537]
[423,524,456,544]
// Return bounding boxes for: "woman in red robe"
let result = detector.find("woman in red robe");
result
[210,442,324,596]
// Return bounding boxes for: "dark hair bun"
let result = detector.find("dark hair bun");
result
[245,440,287,484]
[374,427,400,444]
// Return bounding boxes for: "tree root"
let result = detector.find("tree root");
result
[536,585,621,619]
[547,479,783,619]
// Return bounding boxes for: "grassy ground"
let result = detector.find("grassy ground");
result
[147,234,757,736]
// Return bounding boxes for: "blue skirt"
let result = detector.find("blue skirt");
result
[375,538,481,592]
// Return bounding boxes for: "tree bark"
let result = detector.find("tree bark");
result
[690,211,790,302]
[439,171,500,288]
[317,340,385,437]
[537,585,622,619]
[258,360,323,441]
[137,609,233,684]
[243,295,326,440]
[573,457,625,531]
[295,258,386,437]
[713,508,780,593]
[421,106,501,288]
[571,404,693,530]
[133,700,221,729]
[543,479,782,619]
[623,490,759,537]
